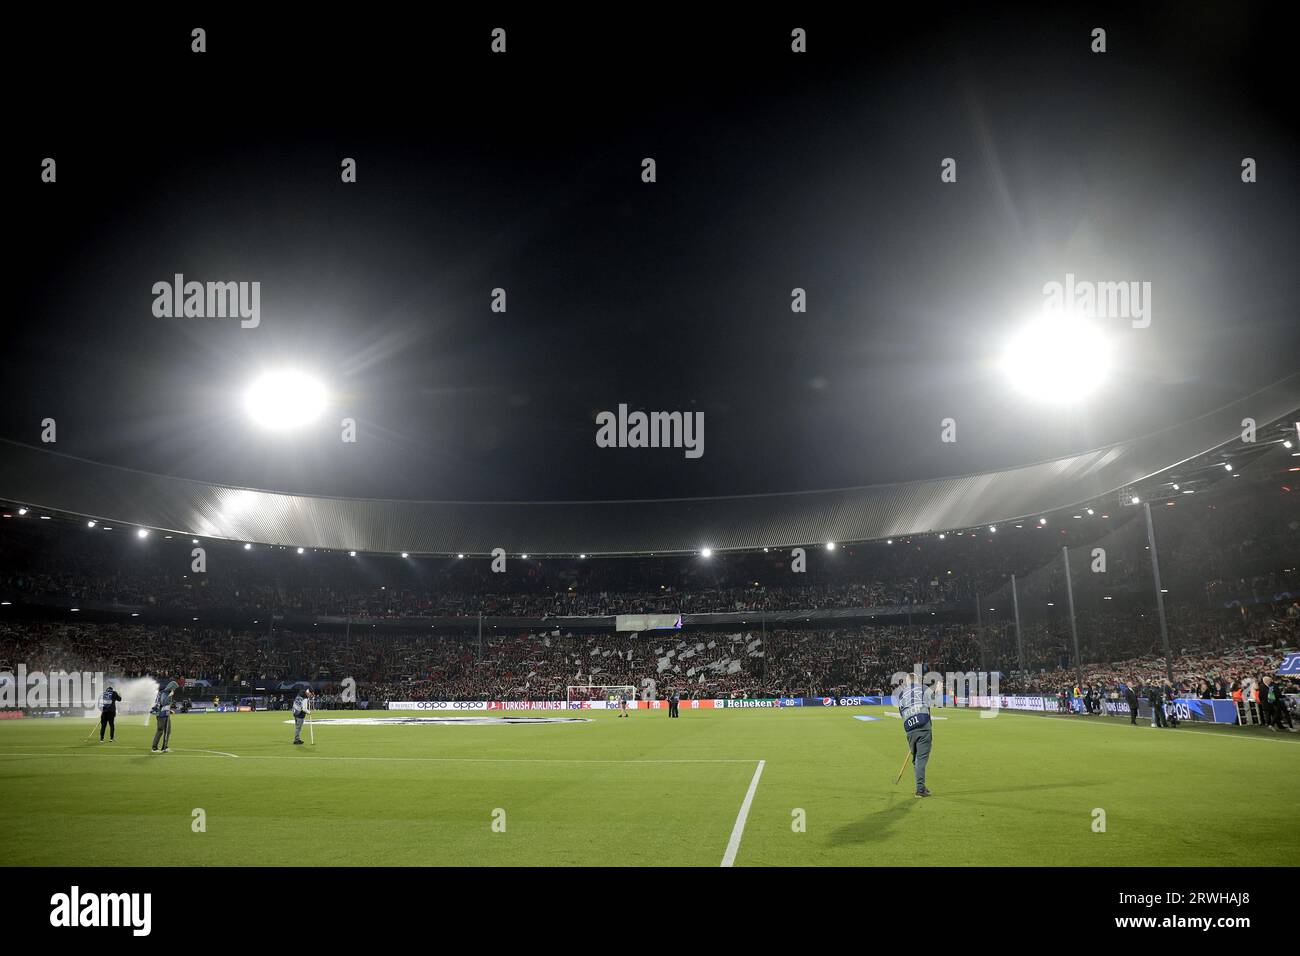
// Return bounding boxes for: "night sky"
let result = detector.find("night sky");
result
[7,5,1298,502]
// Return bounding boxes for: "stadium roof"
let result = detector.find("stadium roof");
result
[1,375,1296,556]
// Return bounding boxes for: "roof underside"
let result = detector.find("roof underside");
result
[2,375,1296,555]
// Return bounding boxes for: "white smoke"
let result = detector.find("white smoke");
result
[109,676,161,725]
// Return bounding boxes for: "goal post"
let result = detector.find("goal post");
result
[566,685,636,709]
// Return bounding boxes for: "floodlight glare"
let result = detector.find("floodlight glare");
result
[136,528,148,539]
[999,313,1113,404]
[700,548,713,558]
[243,369,327,430]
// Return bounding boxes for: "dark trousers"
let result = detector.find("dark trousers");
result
[99,709,116,740]
[151,713,171,750]
[1153,703,1167,727]
[1127,700,1138,724]
[669,702,679,717]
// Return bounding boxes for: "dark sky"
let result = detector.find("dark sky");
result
[7,4,1298,502]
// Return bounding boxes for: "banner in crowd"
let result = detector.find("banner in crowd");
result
[614,614,682,633]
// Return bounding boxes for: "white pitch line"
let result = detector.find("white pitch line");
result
[170,748,240,758]
[721,759,765,868]
[0,751,756,765]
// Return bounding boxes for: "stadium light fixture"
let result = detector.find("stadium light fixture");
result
[349,550,357,557]
[192,538,199,544]
[1086,508,1095,515]
[136,529,149,538]
[39,515,51,520]
[1285,440,1294,449]
[988,525,996,533]
[401,552,409,558]
[521,554,529,559]
[1224,463,1232,472]
[700,548,713,558]
[886,539,893,545]
[579,553,587,559]
[1131,496,1140,504]
[826,541,836,550]
[457,553,464,559]
[1171,483,1180,491]
[243,369,328,430]
[244,543,252,550]
[938,533,945,540]
[17,508,26,515]
[87,520,96,528]
[71,607,80,612]
[297,547,305,554]
[1038,517,1047,526]
[998,312,1113,404]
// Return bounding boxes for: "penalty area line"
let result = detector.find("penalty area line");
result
[0,751,757,765]
[721,758,765,868]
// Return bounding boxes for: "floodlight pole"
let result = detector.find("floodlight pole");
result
[1143,502,1175,684]
[1061,547,1082,688]
[1011,574,1025,676]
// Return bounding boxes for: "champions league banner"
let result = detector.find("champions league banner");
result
[1276,652,1300,676]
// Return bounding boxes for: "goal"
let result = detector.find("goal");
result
[566,685,636,709]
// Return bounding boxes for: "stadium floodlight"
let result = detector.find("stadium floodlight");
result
[1224,463,1232,472]
[1131,496,1140,504]
[521,554,529,559]
[1171,483,1180,490]
[16,508,26,515]
[349,550,357,557]
[579,553,587,559]
[244,543,252,550]
[191,538,199,544]
[457,553,464,559]
[1285,440,1294,449]
[886,539,893,544]
[826,541,836,550]
[243,369,327,430]
[1086,508,1095,515]
[297,547,305,554]
[701,548,713,557]
[87,520,96,528]
[938,533,945,540]
[988,525,997,533]
[1038,517,1048,525]
[998,312,1113,404]
[401,552,409,558]
[136,528,149,539]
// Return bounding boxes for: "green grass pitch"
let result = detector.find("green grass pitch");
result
[2,707,1296,866]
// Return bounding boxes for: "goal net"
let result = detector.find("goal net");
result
[566,685,636,708]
